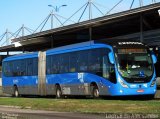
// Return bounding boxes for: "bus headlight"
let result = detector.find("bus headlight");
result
[150,79,156,87]
[119,79,129,88]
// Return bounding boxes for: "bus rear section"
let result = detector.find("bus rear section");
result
[2,52,39,96]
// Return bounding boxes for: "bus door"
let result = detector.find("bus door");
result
[38,51,47,96]
[103,55,116,83]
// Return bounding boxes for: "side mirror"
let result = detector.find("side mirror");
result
[108,52,115,64]
[151,54,157,64]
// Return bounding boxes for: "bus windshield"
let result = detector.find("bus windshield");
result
[116,48,153,83]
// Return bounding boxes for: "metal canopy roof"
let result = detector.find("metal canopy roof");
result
[1,2,160,52]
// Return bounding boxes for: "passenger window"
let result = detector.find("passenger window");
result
[89,49,102,76]
[69,52,78,72]
[3,62,12,77]
[19,60,25,76]
[33,58,38,75]
[46,56,51,74]
[26,59,33,76]
[60,54,69,73]
[52,55,60,74]
[78,50,88,72]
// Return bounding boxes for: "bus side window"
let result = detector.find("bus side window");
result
[26,59,33,76]
[103,55,116,84]
[13,61,18,76]
[3,62,11,77]
[8,62,13,76]
[60,54,69,73]
[46,56,51,74]
[33,58,38,75]
[52,55,59,74]
[18,60,25,76]
[89,49,102,76]
[69,52,77,72]
[78,50,88,72]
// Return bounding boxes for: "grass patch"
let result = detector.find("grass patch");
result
[0,97,159,114]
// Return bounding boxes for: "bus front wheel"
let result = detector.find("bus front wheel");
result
[13,86,19,97]
[92,85,100,98]
[56,85,63,99]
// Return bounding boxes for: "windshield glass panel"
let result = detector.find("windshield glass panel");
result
[116,48,153,83]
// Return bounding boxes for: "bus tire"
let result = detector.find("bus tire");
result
[56,85,63,99]
[92,85,100,98]
[13,86,19,97]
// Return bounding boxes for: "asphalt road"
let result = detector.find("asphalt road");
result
[0,106,106,119]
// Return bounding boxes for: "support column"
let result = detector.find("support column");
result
[140,14,143,42]
[51,35,54,48]
[51,10,54,29]
[89,0,92,20]
[7,51,9,56]
[22,24,25,37]
[89,27,92,41]
[6,29,9,45]
[22,47,25,53]
[139,0,143,7]
[152,0,156,3]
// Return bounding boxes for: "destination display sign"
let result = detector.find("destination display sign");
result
[118,48,147,54]
[118,42,144,45]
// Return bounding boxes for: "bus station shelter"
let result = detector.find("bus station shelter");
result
[0,3,160,53]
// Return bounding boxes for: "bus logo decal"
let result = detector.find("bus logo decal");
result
[13,79,18,84]
[78,73,84,83]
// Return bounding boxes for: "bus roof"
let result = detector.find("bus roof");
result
[3,41,111,62]
[3,39,145,62]
[46,39,146,55]
[3,52,38,62]
[46,40,112,55]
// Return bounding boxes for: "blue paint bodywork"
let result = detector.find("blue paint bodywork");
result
[2,41,157,96]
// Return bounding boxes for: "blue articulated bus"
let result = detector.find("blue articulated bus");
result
[2,40,157,98]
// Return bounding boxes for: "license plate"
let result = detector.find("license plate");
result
[137,89,144,93]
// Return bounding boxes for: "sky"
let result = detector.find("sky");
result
[0,0,159,45]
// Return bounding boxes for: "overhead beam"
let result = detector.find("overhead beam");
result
[11,2,160,43]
